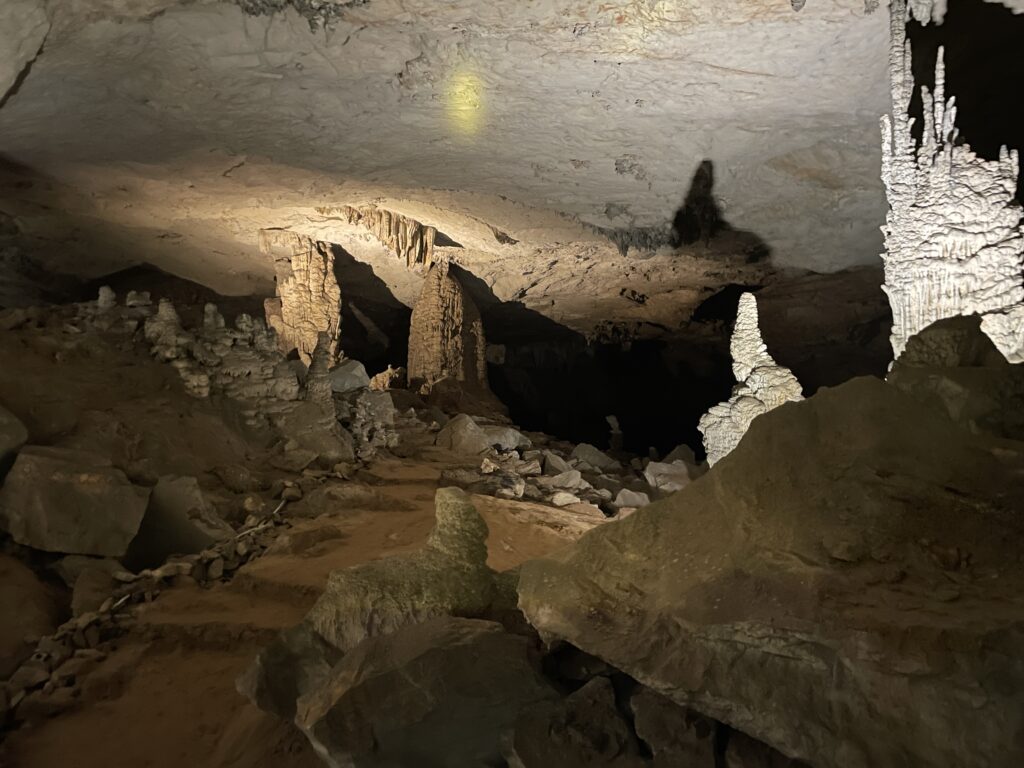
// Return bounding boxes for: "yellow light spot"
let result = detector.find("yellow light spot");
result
[446,69,484,137]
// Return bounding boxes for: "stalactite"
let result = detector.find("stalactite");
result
[881,0,1024,363]
[337,205,438,270]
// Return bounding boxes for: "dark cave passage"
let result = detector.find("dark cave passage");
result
[907,0,1024,200]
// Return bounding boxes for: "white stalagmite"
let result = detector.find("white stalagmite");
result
[698,293,803,466]
[881,0,1024,364]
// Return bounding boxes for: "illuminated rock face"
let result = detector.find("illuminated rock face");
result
[260,230,342,365]
[881,0,1024,363]
[698,293,803,465]
[337,205,438,270]
[407,264,488,391]
[0,0,47,102]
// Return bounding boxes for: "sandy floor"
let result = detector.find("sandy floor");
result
[0,318,583,767]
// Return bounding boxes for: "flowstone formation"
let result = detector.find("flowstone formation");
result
[407,263,488,392]
[698,293,803,465]
[881,0,1024,363]
[260,229,342,364]
[336,205,439,270]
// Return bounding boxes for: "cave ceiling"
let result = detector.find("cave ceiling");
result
[0,0,1014,336]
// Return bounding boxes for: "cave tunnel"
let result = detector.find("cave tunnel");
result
[0,1,1021,767]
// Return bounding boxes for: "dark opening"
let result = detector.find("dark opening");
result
[907,0,1024,201]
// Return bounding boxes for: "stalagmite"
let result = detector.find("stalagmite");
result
[407,263,488,392]
[305,332,334,405]
[259,229,342,365]
[698,293,803,465]
[880,0,1024,363]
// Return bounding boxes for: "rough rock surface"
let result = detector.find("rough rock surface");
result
[505,676,646,768]
[698,293,803,464]
[339,204,438,269]
[881,0,1024,363]
[888,315,1024,440]
[0,401,28,473]
[0,0,48,102]
[243,487,514,721]
[0,554,60,678]
[0,0,890,282]
[297,617,556,768]
[435,413,530,455]
[0,447,150,556]
[407,264,488,391]
[519,377,1024,768]
[260,229,342,364]
[122,475,235,571]
[328,358,370,393]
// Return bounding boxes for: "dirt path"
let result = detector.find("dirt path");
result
[1,449,579,768]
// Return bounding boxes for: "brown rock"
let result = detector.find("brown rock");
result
[0,555,61,678]
[407,264,488,391]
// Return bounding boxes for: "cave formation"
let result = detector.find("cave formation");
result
[0,1,1022,767]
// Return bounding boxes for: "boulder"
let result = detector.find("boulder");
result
[436,413,530,454]
[0,447,150,556]
[542,450,572,475]
[571,443,621,472]
[630,688,716,767]
[482,423,532,451]
[328,358,370,394]
[889,315,1024,439]
[0,555,61,678]
[243,488,514,720]
[643,461,701,493]
[122,475,235,571]
[663,443,698,465]
[613,488,650,510]
[504,676,646,768]
[518,377,1024,768]
[237,623,342,722]
[0,402,27,476]
[551,491,581,507]
[298,617,556,768]
[71,567,116,617]
[436,413,492,454]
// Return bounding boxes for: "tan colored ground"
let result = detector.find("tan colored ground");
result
[0,318,585,768]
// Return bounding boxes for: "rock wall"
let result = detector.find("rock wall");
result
[881,0,1024,363]
[407,263,488,391]
[0,0,48,103]
[260,229,342,364]
[698,293,802,465]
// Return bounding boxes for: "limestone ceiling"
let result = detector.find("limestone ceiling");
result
[0,0,899,292]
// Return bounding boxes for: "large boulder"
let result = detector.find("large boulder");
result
[436,413,530,455]
[570,443,621,472]
[242,487,515,721]
[328,358,370,394]
[0,447,150,556]
[504,676,646,768]
[297,617,556,767]
[122,475,234,571]
[518,377,1024,768]
[888,315,1024,439]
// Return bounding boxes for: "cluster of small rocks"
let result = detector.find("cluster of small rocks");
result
[434,413,705,516]
[1,504,295,727]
